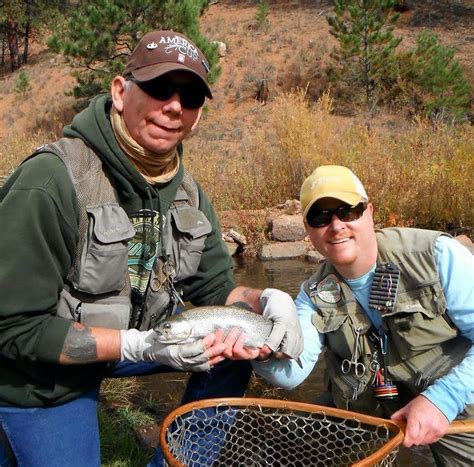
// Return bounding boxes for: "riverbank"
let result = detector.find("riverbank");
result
[218,201,474,261]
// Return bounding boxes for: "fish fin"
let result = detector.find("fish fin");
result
[296,357,303,369]
[229,301,254,311]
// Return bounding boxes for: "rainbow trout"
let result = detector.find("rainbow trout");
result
[154,305,273,348]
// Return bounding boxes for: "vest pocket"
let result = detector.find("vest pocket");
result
[386,284,454,358]
[73,204,135,295]
[57,289,131,330]
[170,207,212,281]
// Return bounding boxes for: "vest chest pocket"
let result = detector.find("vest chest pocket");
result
[169,206,212,281]
[72,204,135,295]
[385,282,454,358]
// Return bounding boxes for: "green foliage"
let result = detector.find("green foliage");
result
[326,0,401,110]
[0,0,63,70]
[48,0,219,100]
[401,29,471,122]
[255,1,270,31]
[14,70,31,96]
[99,406,153,466]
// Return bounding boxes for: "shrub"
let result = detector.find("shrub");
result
[399,29,471,123]
[14,70,32,96]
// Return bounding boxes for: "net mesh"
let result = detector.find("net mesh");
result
[163,402,400,466]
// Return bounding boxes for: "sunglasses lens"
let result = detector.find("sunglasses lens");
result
[179,88,206,109]
[306,210,332,228]
[339,203,366,222]
[306,203,366,228]
[135,78,205,109]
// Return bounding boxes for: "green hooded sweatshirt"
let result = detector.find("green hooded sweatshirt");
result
[0,95,235,407]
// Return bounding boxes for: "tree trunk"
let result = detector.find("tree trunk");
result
[7,21,20,72]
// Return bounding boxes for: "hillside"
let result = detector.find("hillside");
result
[0,1,472,150]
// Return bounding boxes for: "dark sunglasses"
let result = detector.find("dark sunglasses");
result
[306,202,367,228]
[128,76,206,110]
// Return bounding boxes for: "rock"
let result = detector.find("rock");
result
[279,199,302,215]
[271,214,306,242]
[225,241,239,256]
[259,241,309,261]
[455,234,474,254]
[212,40,227,57]
[228,229,247,246]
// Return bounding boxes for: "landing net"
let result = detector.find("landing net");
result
[160,398,403,466]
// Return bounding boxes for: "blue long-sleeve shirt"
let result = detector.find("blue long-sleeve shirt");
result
[253,236,474,422]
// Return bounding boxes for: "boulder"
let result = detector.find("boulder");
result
[259,241,309,261]
[271,214,306,242]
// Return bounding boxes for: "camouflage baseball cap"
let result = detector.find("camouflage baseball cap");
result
[124,30,212,98]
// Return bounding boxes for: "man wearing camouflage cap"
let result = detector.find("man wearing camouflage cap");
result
[0,31,302,465]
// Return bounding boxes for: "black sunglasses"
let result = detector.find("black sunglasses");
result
[306,202,367,228]
[128,76,206,110]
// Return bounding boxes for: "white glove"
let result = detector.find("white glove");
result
[120,329,211,372]
[260,288,304,360]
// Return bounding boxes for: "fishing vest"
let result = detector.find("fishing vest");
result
[31,137,211,331]
[303,228,471,416]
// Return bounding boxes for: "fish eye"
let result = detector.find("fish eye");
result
[163,323,171,331]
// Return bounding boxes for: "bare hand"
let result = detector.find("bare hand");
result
[201,332,227,367]
[391,395,450,447]
[216,327,264,360]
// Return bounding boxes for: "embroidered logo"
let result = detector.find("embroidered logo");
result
[315,274,341,303]
[159,35,199,62]
[146,42,158,50]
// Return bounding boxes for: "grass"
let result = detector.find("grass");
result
[187,90,473,233]
[99,378,155,466]
[2,90,472,235]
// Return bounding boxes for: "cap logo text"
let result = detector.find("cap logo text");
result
[160,35,199,61]
[146,42,158,50]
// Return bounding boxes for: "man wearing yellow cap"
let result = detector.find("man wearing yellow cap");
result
[253,165,473,466]
[0,31,302,465]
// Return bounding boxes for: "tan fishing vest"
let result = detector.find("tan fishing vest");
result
[304,228,471,416]
[32,137,211,331]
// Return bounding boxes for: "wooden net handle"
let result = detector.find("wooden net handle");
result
[397,418,474,435]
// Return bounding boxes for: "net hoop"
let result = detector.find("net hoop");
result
[160,397,404,466]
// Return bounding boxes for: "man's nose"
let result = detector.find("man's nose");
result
[163,93,183,114]
[328,214,346,231]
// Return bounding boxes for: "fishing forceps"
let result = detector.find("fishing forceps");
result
[341,326,366,378]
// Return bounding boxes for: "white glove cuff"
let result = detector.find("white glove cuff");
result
[120,329,153,362]
[260,288,279,309]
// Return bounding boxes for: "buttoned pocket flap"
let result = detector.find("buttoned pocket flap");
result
[172,207,212,239]
[88,204,135,244]
[311,312,348,334]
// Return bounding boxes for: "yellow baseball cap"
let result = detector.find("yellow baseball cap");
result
[300,165,368,218]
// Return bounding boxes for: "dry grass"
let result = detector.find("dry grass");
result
[2,90,472,234]
[188,90,473,232]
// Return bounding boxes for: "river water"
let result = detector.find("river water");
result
[143,257,435,465]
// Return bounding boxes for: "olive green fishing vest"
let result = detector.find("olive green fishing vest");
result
[303,228,471,416]
[32,137,211,331]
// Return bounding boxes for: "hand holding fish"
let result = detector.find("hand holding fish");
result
[120,328,226,371]
[260,288,304,360]
[214,327,264,360]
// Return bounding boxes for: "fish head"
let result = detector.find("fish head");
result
[154,316,194,344]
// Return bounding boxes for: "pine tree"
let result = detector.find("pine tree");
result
[407,29,471,122]
[14,69,31,96]
[48,0,218,101]
[326,0,401,111]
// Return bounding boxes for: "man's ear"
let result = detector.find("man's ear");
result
[367,202,374,216]
[191,107,203,131]
[110,76,126,113]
